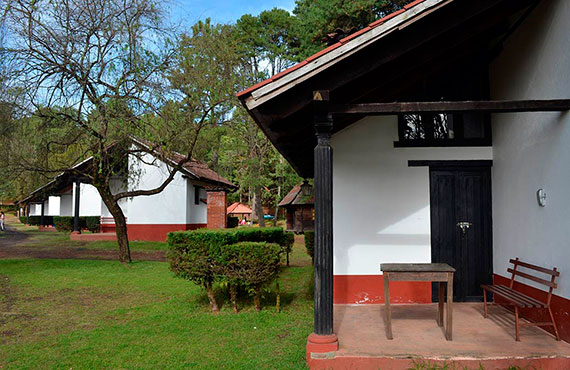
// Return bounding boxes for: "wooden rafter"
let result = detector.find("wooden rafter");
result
[331,99,570,115]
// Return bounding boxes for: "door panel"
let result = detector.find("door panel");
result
[430,167,492,302]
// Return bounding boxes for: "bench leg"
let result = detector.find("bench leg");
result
[548,307,561,341]
[483,289,488,319]
[515,306,520,341]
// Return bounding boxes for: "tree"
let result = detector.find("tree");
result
[293,0,411,59]
[3,0,239,263]
[228,9,301,225]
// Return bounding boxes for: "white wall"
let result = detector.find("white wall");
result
[186,183,208,224]
[29,203,41,216]
[126,153,188,224]
[47,196,60,216]
[490,0,570,299]
[332,116,492,276]
[73,184,102,216]
[60,192,73,216]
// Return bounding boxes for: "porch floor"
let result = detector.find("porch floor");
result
[311,303,570,369]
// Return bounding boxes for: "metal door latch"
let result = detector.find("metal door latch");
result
[457,222,472,235]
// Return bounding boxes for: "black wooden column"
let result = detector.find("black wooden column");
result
[73,181,81,233]
[313,91,334,336]
[26,204,30,225]
[40,201,45,226]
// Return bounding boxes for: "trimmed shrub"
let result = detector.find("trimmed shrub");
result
[304,230,314,264]
[232,227,285,244]
[167,230,238,312]
[85,216,100,233]
[167,227,293,312]
[54,216,74,232]
[217,242,282,312]
[21,216,54,226]
[227,216,239,228]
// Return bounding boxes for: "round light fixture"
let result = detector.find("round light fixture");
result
[537,189,547,207]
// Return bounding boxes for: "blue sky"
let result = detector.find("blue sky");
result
[169,0,297,25]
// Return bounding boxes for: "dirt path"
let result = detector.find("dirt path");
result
[0,221,165,262]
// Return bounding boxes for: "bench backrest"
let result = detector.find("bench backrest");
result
[508,258,559,305]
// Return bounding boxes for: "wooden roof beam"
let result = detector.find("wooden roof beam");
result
[331,99,570,115]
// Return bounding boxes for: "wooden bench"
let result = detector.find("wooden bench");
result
[481,258,561,341]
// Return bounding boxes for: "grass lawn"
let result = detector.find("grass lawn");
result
[0,238,314,369]
[4,219,167,252]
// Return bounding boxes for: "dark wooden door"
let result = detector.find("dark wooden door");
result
[430,166,492,302]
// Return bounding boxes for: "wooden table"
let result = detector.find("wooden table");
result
[381,263,455,341]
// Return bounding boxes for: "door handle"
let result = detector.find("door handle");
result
[457,222,472,235]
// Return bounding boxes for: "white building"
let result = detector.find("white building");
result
[238,0,570,362]
[21,140,234,241]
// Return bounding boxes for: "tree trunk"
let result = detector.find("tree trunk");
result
[254,185,265,227]
[98,188,131,263]
[205,281,219,312]
[230,284,238,313]
[254,288,261,312]
[274,184,281,220]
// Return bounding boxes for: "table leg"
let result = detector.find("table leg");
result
[384,272,393,340]
[446,273,453,341]
[437,282,444,327]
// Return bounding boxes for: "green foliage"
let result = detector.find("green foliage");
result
[166,230,237,288]
[292,0,411,59]
[52,216,100,233]
[304,230,315,263]
[84,216,100,233]
[53,217,74,232]
[167,228,293,311]
[217,241,282,293]
[20,215,53,226]
[227,216,239,228]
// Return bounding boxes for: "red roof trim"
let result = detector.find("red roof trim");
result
[236,0,428,98]
[271,60,308,80]
[405,0,426,10]
[339,26,372,44]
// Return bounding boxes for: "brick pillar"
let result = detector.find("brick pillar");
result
[206,190,227,229]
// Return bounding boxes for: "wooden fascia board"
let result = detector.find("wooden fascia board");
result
[331,100,570,115]
[245,0,452,110]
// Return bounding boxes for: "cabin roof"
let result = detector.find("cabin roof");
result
[227,202,252,214]
[278,184,314,207]
[237,0,540,177]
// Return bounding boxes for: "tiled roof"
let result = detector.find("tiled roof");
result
[278,184,314,207]
[236,0,429,98]
[227,202,252,214]
[170,152,235,189]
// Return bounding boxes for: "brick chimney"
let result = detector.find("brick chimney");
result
[206,189,227,229]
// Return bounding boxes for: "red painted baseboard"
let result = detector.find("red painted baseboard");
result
[99,223,207,242]
[308,355,570,370]
[333,275,432,304]
[494,273,570,343]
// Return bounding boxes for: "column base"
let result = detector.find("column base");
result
[306,333,338,361]
[71,230,81,235]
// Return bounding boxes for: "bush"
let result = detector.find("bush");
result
[167,230,238,312]
[54,216,74,231]
[217,242,282,312]
[227,216,239,228]
[167,227,292,312]
[304,230,314,264]
[84,216,100,233]
[20,215,54,226]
